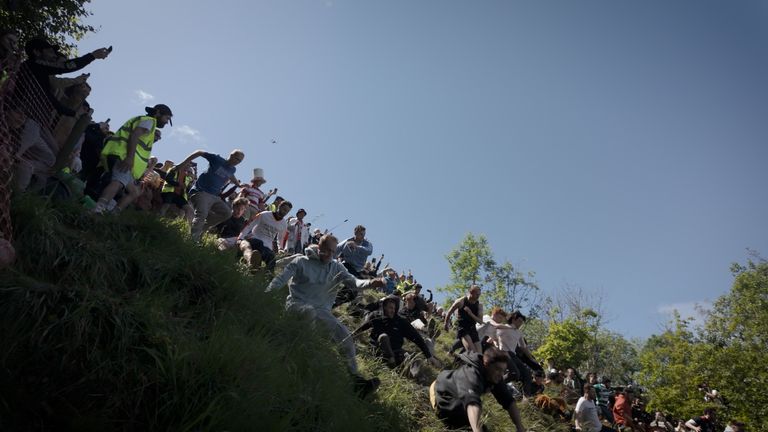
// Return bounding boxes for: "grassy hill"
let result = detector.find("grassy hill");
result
[0,195,570,432]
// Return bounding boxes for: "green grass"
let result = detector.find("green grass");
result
[0,194,572,432]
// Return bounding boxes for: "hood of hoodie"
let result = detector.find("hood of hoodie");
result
[304,244,321,260]
[380,294,401,315]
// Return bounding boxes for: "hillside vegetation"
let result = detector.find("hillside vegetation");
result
[0,195,568,432]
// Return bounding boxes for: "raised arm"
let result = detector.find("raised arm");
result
[173,150,207,171]
[444,297,463,330]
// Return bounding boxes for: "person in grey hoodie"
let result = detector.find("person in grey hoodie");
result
[266,234,385,376]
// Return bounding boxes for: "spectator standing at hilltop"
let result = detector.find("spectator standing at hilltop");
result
[282,208,306,253]
[172,149,243,241]
[238,168,274,218]
[80,120,111,199]
[238,200,292,271]
[22,37,110,118]
[266,235,385,396]
[91,104,173,213]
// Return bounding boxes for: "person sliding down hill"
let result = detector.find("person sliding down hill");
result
[430,347,527,432]
[266,234,385,397]
[352,295,441,370]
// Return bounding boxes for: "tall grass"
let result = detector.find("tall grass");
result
[0,194,572,431]
[0,195,388,431]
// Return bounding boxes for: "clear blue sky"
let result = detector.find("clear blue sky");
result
[75,0,768,338]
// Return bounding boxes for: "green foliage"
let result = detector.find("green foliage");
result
[0,195,383,431]
[585,331,641,383]
[637,315,711,420]
[534,317,592,370]
[0,196,579,431]
[638,258,768,429]
[440,233,540,316]
[0,0,96,54]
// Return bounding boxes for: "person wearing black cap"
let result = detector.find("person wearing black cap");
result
[91,104,173,213]
[22,37,111,118]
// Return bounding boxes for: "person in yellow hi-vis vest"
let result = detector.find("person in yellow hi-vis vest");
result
[92,104,173,213]
[159,162,195,222]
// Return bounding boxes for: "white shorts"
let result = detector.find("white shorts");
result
[111,165,134,187]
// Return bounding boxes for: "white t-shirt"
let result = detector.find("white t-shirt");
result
[575,397,602,432]
[138,119,154,130]
[240,211,288,251]
[496,326,524,352]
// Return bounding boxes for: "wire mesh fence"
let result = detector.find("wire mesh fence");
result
[0,58,58,244]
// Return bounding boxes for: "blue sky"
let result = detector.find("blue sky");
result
[75,0,768,338]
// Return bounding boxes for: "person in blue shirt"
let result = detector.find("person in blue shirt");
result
[336,225,373,277]
[171,149,244,241]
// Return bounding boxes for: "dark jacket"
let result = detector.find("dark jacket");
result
[434,353,515,416]
[355,296,431,357]
[23,53,96,116]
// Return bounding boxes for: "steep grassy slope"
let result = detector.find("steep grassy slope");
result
[0,195,570,432]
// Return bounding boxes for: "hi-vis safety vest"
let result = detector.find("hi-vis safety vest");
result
[101,115,157,179]
[161,170,192,199]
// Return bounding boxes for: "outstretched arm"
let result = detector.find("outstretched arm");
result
[173,150,207,171]
[444,298,463,330]
[266,259,299,292]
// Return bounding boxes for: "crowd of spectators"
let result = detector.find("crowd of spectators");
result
[0,33,746,432]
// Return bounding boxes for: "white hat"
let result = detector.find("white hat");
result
[252,168,266,181]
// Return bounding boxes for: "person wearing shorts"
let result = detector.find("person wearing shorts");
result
[444,285,483,353]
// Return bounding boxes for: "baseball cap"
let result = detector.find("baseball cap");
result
[145,104,173,125]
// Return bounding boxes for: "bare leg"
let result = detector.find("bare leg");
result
[239,240,261,269]
[461,335,480,353]
[116,182,141,211]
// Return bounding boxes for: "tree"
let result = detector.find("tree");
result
[439,233,540,315]
[638,257,768,429]
[0,0,96,53]
[533,315,593,370]
[486,260,542,317]
[587,330,641,384]
[637,314,711,420]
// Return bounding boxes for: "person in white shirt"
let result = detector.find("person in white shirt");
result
[494,310,541,397]
[575,384,616,432]
[281,208,307,253]
[237,200,292,271]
